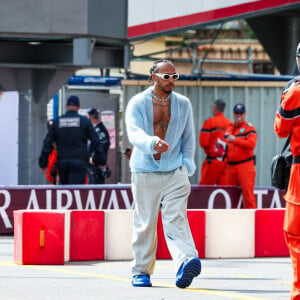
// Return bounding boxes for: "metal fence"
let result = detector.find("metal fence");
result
[121,78,290,186]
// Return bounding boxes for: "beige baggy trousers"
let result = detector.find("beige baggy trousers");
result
[131,166,198,276]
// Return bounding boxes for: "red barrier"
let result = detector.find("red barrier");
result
[14,210,65,265]
[69,210,105,261]
[0,185,285,234]
[156,212,170,259]
[255,209,289,257]
[156,210,205,259]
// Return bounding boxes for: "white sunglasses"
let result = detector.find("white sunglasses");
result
[154,73,180,80]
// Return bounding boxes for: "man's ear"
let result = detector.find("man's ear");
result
[151,73,156,81]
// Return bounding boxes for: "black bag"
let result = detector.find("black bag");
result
[101,166,112,179]
[270,136,292,190]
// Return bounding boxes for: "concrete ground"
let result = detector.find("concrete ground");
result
[0,236,293,300]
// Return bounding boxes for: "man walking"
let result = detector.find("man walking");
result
[125,59,201,289]
[39,95,105,184]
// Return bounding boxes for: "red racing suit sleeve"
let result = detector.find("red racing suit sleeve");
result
[232,126,257,150]
[199,118,211,155]
[225,122,257,162]
[274,76,300,155]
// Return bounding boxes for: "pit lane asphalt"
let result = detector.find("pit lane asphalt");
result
[0,236,293,299]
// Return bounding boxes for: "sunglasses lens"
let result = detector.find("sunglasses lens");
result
[155,73,179,80]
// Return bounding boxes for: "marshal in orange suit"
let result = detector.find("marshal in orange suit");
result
[199,99,232,185]
[274,42,300,300]
[223,103,257,209]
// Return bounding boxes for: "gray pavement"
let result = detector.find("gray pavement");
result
[0,236,293,299]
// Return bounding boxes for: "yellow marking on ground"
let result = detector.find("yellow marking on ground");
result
[0,261,269,300]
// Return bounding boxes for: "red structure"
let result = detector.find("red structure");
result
[69,210,105,261]
[14,210,65,265]
[255,209,289,257]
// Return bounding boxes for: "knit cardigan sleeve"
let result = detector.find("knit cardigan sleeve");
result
[125,93,159,154]
[181,99,196,175]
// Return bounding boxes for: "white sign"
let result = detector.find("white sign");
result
[0,92,19,185]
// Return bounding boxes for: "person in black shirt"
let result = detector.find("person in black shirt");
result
[87,107,111,184]
[39,95,105,184]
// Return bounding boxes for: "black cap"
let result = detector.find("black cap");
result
[233,103,246,114]
[87,107,99,118]
[297,42,300,57]
[67,95,80,107]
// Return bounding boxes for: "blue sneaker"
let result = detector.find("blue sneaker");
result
[132,274,152,287]
[176,257,201,288]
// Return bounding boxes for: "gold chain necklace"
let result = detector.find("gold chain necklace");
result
[152,92,171,102]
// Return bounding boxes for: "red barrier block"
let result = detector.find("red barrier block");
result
[255,209,289,257]
[156,210,205,259]
[14,210,65,265]
[69,210,104,261]
[187,210,206,258]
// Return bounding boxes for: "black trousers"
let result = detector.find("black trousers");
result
[88,166,105,184]
[57,159,88,184]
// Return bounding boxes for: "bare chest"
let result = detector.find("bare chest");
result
[153,100,171,138]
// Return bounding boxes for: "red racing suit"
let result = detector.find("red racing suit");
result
[274,75,300,299]
[224,120,257,208]
[199,112,232,185]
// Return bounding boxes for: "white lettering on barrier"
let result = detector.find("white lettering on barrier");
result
[26,190,39,209]
[0,190,12,228]
[107,190,120,209]
[74,190,83,209]
[23,189,134,211]
[85,190,96,209]
[237,194,243,209]
[120,190,135,209]
[98,190,107,209]
[208,189,231,209]
[46,190,52,209]
[57,190,72,209]
[270,189,282,208]
[254,189,268,209]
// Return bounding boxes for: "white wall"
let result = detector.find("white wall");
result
[0,92,19,185]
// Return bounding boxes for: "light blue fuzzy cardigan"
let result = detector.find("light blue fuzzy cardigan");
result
[125,86,196,176]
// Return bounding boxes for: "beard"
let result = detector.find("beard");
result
[158,81,173,94]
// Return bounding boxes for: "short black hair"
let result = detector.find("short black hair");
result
[87,108,99,119]
[214,99,226,112]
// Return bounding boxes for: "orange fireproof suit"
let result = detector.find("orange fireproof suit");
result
[199,112,232,185]
[224,120,257,208]
[274,75,300,299]
[46,149,58,184]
